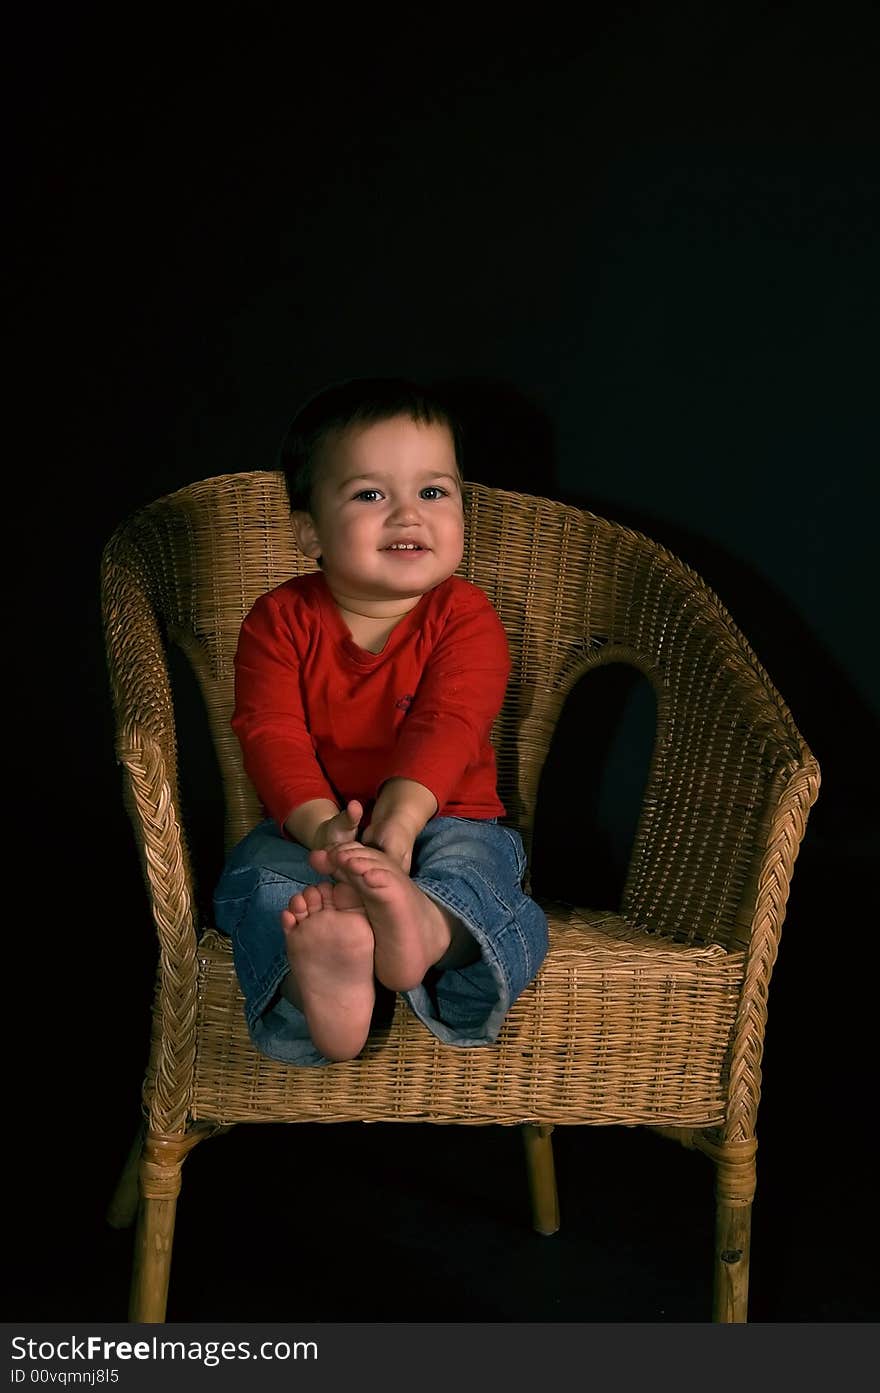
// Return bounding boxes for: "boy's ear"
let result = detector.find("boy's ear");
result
[290,510,322,560]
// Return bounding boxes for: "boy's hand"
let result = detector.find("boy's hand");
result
[362,810,419,873]
[362,778,438,872]
[313,800,363,852]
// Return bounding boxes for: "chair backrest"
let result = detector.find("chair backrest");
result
[103,472,810,951]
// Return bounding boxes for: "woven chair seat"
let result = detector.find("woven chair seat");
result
[190,904,745,1127]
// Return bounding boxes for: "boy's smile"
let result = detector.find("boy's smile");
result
[291,415,465,617]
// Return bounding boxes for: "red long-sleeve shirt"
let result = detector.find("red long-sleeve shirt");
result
[232,571,510,830]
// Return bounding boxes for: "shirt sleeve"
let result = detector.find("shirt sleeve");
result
[381,587,511,810]
[231,591,338,827]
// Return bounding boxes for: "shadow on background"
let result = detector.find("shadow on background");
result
[436,377,560,496]
[434,375,879,871]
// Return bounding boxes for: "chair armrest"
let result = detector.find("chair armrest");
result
[620,597,819,957]
[616,605,820,1144]
[722,753,819,1142]
[102,531,199,1133]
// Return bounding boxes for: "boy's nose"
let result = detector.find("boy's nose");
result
[388,498,422,523]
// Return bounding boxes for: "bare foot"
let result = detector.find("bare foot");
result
[311,843,460,992]
[280,882,376,1062]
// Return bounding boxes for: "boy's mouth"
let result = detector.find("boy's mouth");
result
[381,543,427,551]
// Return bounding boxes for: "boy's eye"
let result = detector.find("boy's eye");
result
[351,486,450,502]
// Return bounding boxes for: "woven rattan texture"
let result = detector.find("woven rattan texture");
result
[101,472,819,1141]
[192,912,744,1126]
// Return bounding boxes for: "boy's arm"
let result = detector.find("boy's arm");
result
[232,593,341,835]
[367,590,510,862]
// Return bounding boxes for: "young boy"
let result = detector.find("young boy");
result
[214,378,548,1064]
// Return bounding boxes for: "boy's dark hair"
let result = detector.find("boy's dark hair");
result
[279,377,464,515]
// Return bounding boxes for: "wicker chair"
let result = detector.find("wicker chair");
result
[101,473,819,1323]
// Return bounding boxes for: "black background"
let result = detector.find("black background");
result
[10,3,879,1321]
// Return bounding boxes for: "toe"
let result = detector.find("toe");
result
[317,881,337,910]
[362,866,392,889]
[303,884,324,913]
[338,849,371,873]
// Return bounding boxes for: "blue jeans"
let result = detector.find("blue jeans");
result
[213,816,549,1067]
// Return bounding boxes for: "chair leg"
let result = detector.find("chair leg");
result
[130,1192,179,1323]
[692,1133,758,1323]
[713,1195,753,1323]
[128,1124,229,1322]
[521,1124,560,1235]
[106,1120,146,1229]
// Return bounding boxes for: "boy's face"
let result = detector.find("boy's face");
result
[292,415,465,605]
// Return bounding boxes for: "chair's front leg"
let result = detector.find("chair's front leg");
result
[131,1192,179,1323]
[714,1193,753,1323]
[128,1125,228,1322]
[694,1133,758,1323]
